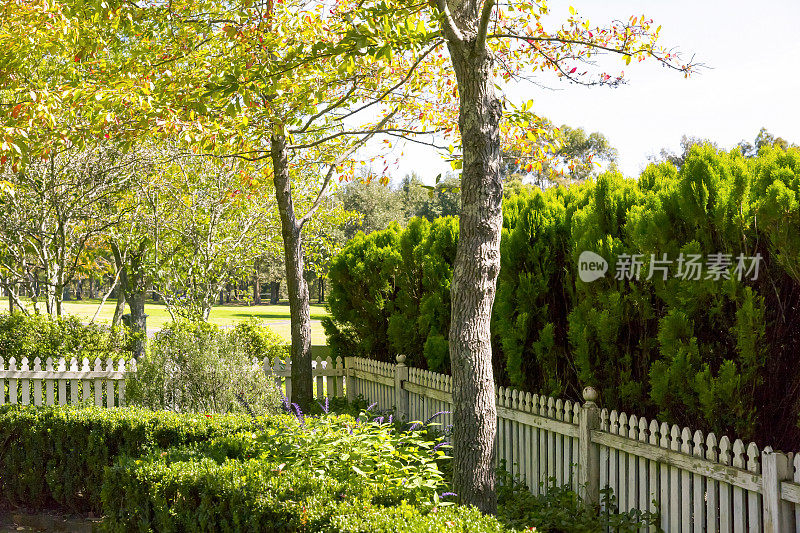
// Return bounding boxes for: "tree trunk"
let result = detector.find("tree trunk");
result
[270,281,279,304]
[443,1,503,514]
[113,288,126,327]
[253,259,262,305]
[111,244,127,328]
[271,134,313,409]
[318,275,324,303]
[113,241,148,357]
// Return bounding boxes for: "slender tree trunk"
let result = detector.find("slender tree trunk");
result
[271,134,313,409]
[270,281,279,304]
[113,288,126,327]
[113,241,148,357]
[318,275,324,303]
[112,248,127,328]
[253,259,262,305]
[443,0,502,514]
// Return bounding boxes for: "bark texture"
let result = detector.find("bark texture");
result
[112,241,148,358]
[271,135,313,409]
[444,0,502,514]
[253,259,262,305]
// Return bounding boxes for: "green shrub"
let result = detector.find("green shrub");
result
[230,316,291,361]
[326,145,800,447]
[0,312,128,363]
[0,405,260,513]
[100,410,507,533]
[102,453,508,533]
[125,320,282,416]
[324,217,457,370]
[496,466,659,532]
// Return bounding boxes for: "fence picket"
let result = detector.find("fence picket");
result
[9,358,18,404]
[69,358,79,404]
[692,430,706,531]
[706,433,720,532]
[20,357,30,405]
[746,442,762,532]
[33,357,42,406]
[659,422,671,532]
[637,417,648,517]
[670,425,681,531]
[720,436,733,532]
[732,439,746,533]
[681,427,692,532]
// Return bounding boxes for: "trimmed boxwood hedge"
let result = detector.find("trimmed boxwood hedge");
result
[0,405,261,513]
[102,452,507,533]
[0,406,510,532]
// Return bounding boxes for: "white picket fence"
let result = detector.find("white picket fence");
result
[0,356,129,407]
[0,355,347,407]
[342,355,800,533]
[3,352,800,532]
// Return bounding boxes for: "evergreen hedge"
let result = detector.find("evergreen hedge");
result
[324,146,800,447]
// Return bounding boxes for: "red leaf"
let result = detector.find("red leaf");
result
[569,67,577,74]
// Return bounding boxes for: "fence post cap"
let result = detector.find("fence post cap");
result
[582,386,598,403]
[396,354,406,365]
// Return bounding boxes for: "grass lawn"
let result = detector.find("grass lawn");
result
[0,297,330,346]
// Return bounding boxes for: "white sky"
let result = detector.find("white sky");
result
[383,0,800,183]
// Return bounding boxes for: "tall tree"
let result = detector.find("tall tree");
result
[429,0,695,511]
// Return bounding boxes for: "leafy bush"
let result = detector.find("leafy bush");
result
[102,453,507,533]
[125,320,283,416]
[326,145,800,447]
[230,316,291,361]
[0,405,260,513]
[2,404,653,532]
[0,312,128,363]
[496,466,659,532]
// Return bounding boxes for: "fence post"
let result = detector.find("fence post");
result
[762,447,792,533]
[578,386,600,508]
[394,354,409,421]
[345,357,355,404]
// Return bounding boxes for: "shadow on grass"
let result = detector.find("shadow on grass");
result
[226,311,327,321]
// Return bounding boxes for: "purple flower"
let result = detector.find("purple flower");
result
[408,422,422,431]
[425,411,450,425]
[278,388,291,412]
[317,396,330,415]
[291,403,305,426]
[366,402,378,412]
[387,415,393,425]
[440,492,457,498]
[432,441,451,452]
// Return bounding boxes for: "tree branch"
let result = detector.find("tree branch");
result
[298,109,397,228]
[475,0,496,54]
[437,0,464,43]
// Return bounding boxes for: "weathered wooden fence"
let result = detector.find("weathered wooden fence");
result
[4,352,800,532]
